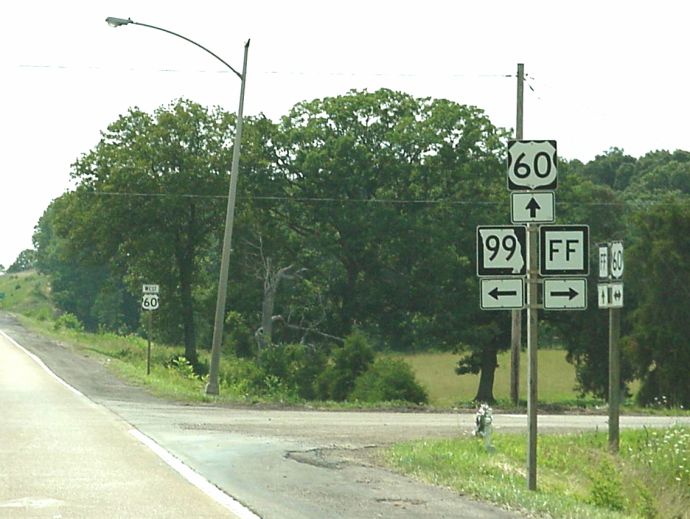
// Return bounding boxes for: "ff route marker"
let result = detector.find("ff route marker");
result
[539,225,589,276]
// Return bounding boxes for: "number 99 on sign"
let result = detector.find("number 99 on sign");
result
[476,226,527,276]
[141,294,160,311]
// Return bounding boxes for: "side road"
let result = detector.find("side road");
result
[0,313,523,519]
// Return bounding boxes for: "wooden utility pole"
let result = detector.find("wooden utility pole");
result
[510,63,525,407]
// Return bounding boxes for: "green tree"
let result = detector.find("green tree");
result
[7,249,37,273]
[626,195,690,407]
[273,88,508,401]
[42,99,252,367]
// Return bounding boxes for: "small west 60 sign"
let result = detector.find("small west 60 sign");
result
[141,294,160,310]
[507,140,558,191]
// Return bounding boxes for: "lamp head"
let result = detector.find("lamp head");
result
[105,17,132,28]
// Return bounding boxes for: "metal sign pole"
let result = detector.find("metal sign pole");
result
[608,306,621,452]
[527,222,539,490]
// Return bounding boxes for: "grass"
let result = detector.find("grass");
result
[393,350,591,408]
[384,426,690,518]
[0,270,56,321]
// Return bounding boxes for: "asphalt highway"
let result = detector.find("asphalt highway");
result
[2,313,688,518]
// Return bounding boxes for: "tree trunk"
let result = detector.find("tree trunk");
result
[474,347,498,403]
[175,203,198,368]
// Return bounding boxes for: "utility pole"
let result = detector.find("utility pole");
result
[510,63,525,407]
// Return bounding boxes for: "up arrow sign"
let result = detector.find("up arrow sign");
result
[511,191,555,223]
[525,196,541,218]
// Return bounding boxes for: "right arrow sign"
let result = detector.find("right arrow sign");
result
[543,279,587,310]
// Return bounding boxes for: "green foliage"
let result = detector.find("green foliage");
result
[350,358,428,404]
[386,427,690,519]
[53,312,84,331]
[588,459,625,511]
[7,249,37,273]
[626,193,690,407]
[224,311,255,358]
[167,356,198,381]
[318,331,375,401]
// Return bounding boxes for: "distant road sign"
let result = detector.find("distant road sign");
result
[476,226,527,276]
[598,282,624,309]
[610,241,624,279]
[511,191,555,223]
[142,284,160,294]
[480,278,525,310]
[598,244,609,280]
[543,279,587,310]
[141,294,160,311]
[507,140,558,191]
[610,282,624,308]
[539,225,589,276]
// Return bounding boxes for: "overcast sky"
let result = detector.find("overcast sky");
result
[1,1,688,268]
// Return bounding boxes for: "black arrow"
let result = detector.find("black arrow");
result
[525,196,541,218]
[489,287,518,300]
[613,289,622,301]
[550,288,578,300]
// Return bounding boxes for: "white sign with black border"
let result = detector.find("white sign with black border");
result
[142,284,160,294]
[543,278,587,310]
[480,278,525,310]
[610,241,624,279]
[539,225,589,276]
[476,225,527,276]
[141,293,160,310]
[510,191,555,223]
[507,140,558,191]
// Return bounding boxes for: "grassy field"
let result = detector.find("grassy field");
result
[0,271,56,321]
[385,426,690,518]
[394,350,591,408]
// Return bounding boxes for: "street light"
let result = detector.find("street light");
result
[106,16,249,395]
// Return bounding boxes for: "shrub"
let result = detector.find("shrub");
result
[225,311,255,358]
[350,358,428,404]
[317,331,374,401]
[588,459,625,511]
[257,343,328,400]
[53,312,84,331]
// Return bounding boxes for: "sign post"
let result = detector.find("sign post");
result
[142,284,160,375]
[598,242,623,452]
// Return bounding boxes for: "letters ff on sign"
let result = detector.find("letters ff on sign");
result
[507,140,558,191]
[476,226,527,276]
[539,225,589,276]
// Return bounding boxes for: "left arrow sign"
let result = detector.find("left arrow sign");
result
[480,279,524,310]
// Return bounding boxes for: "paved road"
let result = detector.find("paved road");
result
[0,330,242,518]
[3,313,688,518]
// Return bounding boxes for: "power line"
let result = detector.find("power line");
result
[81,190,680,208]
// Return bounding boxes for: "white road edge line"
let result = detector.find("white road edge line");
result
[129,429,261,519]
[0,329,87,400]
[0,329,261,519]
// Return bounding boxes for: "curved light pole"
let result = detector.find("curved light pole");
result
[106,16,249,395]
